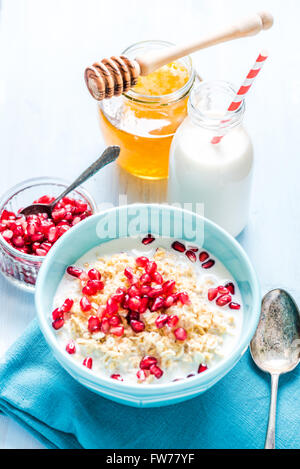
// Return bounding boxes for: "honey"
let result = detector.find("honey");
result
[98,41,195,179]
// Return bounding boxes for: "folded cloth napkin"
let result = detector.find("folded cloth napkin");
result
[0,320,299,449]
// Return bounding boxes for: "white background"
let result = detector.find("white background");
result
[0,0,299,448]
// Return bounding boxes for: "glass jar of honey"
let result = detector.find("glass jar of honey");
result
[98,40,196,179]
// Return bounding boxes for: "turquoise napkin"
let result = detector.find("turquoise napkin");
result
[0,320,299,449]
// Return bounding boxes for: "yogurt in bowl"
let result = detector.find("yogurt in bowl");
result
[36,204,260,407]
[52,236,243,384]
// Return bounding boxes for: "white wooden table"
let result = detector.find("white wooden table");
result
[0,0,299,449]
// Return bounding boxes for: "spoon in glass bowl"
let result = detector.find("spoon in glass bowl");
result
[20,145,120,217]
[250,289,300,449]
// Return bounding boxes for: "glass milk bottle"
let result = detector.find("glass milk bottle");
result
[168,81,253,237]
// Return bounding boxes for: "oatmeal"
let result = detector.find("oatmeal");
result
[52,236,243,384]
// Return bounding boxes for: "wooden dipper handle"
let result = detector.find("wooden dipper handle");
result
[85,11,273,100]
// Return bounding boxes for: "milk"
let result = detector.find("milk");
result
[168,81,254,237]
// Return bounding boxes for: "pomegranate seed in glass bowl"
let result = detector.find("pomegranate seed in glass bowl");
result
[0,177,97,292]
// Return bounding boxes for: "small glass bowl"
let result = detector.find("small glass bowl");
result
[0,177,97,292]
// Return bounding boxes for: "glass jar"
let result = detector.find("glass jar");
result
[0,177,97,292]
[168,81,254,237]
[99,40,196,180]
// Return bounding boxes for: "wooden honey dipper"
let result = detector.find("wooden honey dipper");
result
[85,11,273,101]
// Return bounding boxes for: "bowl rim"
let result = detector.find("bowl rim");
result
[35,203,260,395]
[0,176,97,262]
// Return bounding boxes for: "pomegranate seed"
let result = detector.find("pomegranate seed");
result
[130,319,145,333]
[149,364,163,379]
[139,296,149,313]
[124,267,134,281]
[109,315,121,326]
[208,288,218,301]
[128,296,142,312]
[2,229,13,240]
[142,234,155,245]
[57,225,70,237]
[88,316,101,333]
[135,256,149,267]
[82,284,95,296]
[106,298,119,316]
[202,259,215,269]
[140,356,157,369]
[87,279,104,293]
[83,357,93,369]
[40,242,52,252]
[167,315,179,328]
[66,341,76,354]
[36,248,47,256]
[122,293,130,309]
[145,261,157,275]
[137,369,148,381]
[229,302,241,310]
[12,235,25,248]
[126,311,140,323]
[74,200,88,213]
[171,241,186,253]
[217,286,230,295]
[164,295,175,308]
[101,317,110,334]
[128,285,140,297]
[110,374,123,381]
[225,282,235,295]
[198,364,208,373]
[52,208,66,222]
[216,294,232,306]
[188,245,199,252]
[52,307,64,320]
[31,232,44,243]
[140,273,152,285]
[110,325,124,336]
[88,268,101,280]
[140,285,151,295]
[162,280,176,295]
[80,296,92,312]
[67,266,84,278]
[155,314,168,329]
[148,285,164,298]
[46,227,58,243]
[178,292,191,305]
[111,287,126,303]
[150,296,165,312]
[52,318,64,330]
[174,327,187,341]
[61,298,73,313]
[199,251,209,262]
[185,250,196,262]
[152,271,163,284]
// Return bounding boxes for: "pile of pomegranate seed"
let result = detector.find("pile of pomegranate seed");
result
[207,283,240,310]
[0,195,92,256]
[171,240,215,269]
[138,356,163,380]
[51,298,74,330]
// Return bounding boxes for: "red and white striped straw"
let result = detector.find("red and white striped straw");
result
[211,51,268,144]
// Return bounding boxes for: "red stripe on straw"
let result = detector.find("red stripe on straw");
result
[237,84,252,95]
[211,51,268,144]
[228,100,242,112]
[257,54,268,62]
[247,68,260,79]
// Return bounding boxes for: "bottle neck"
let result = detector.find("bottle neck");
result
[187,81,245,131]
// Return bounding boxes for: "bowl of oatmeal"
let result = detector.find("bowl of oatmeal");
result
[35,204,260,407]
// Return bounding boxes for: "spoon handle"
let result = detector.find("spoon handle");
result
[50,146,120,207]
[265,373,279,449]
